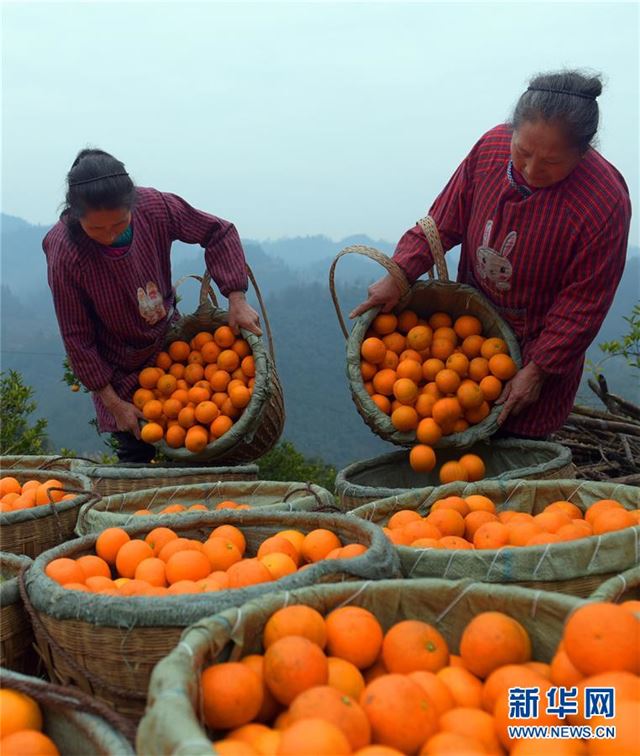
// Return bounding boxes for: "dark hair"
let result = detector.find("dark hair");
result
[511,70,603,153]
[61,149,136,242]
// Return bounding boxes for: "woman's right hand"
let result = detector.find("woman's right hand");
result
[349,274,403,319]
[110,400,145,439]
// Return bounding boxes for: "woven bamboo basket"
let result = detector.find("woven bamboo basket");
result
[23,510,399,719]
[69,459,259,497]
[0,553,34,673]
[76,479,337,536]
[336,438,574,510]
[0,668,136,754]
[0,468,94,558]
[329,215,522,449]
[148,270,284,464]
[350,478,640,597]
[589,565,640,603]
[0,455,74,472]
[138,578,580,754]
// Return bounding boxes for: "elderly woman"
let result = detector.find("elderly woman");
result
[44,149,261,462]
[351,70,631,439]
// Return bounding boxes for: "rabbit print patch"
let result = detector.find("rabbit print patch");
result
[475,220,516,293]
[137,281,167,325]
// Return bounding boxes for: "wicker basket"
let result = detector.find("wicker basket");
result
[330,216,522,449]
[0,469,94,558]
[350,478,640,597]
[0,668,135,754]
[0,455,74,472]
[0,553,34,673]
[138,577,580,754]
[75,479,337,535]
[70,459,259,497]
[24,510,399,719]
[335,438,574,510]
[150,270,284,464]
[589,565,640,603]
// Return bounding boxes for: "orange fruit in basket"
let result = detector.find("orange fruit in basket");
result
[185,426,209,453]
[35,480,65,504]
[456,382,484,410]
[445,353,469,377]
[264,635,329,705]
[361,338,386,364]
[434,369,460,395]
[397,310,419,333]
[468,357,490,383]
[165,425,187,449]
[45,558,85,586]
[461,334,485,359]
[458,454,485,482]
[264,605,327,649]
[464,401,490,425]
[227,558,273,589]
[432,398,462,427]
[168,341,190,362]
[0,730,59,755]
[360,674,438,753]
[421,358,443,382]
[409,445,436,473]
[210,524,246,555]
[426,509,465,538]
[169,363,185,379]
[165,550,211,584]
[142,399,163,421]
[229,385,251,409]
[481,663,546,713]
[372,314,398,335]
[408,671,455,718]
[371,395,391,414]
[158,538,201,562]
[210,415,233,438]
[431,339,455,361]
[258,536,300,566]
[438,461,469,484]
[141,422,163,444]
[436,666,483,709]
[429,312,452,329]
[326,659,366,703]
[76,555,110,580]
[372,369,396,396]
[464,511,498,541]
[391,407,418,435]
[585,498,624,524]
[302,529,341,563]
[133,388,154,410]
[138,367,161,389]
[480,337,508,359]
[478,374,501,401]
[488,353,517,380]
[563,602,640,676]
[135,557,167,587]
[162,398,182,420]
[193,401,218,424]
[393,378,418,405]
[382,620,449,674]
[387,510,421,530]
[507,520,542,546]
[325,607,383,670]
[115,539,154,578]
[415,393,436,417]
[96,527,130,565]
[550,648,584,688]
[380,351,398,371]
[544,500,583,519]
[416,418,442,445]
[0,477,21,497]
[381,333,405,355]
[289,685,371,751]
[156,374,177,395]
[592,507,636,534]
[192,331,214,350]
[201,341,221,364]
[473,521,509,549]
[218,349,241,373]
[465,494,495,513]
[240,655,280,723]
[187,385,210,404]
[533,510,571,533]
[210,369,231,392]
[433,326,457,344]
[460,612,531,678]
[214,326,235,348]
[177,406,196,427]
[278,719,350,755]
[432,496,469,517]
[400,520,442,544]
[439,709,502,754]
[361,361,377,381]
[232,338,251,358]
[454,315,482,339]
[183,363,204,385]
[406,326,432,351]
[201,662,263,729]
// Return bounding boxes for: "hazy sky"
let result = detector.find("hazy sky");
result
[2,1,638,245]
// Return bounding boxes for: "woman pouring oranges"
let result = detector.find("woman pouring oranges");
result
[351,70,631,439]
[44,149,261,462]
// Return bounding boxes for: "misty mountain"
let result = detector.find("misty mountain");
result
[1,213,638,464]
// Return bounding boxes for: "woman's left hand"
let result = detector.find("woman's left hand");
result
[495,360,546,425]
[228,291,262,336]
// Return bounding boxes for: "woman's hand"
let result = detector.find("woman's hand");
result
[228,291,262,336]
[110,400,145,439]
[349,274,403,319]
[496,361,546,425]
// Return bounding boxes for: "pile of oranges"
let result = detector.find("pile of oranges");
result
[0,476,75,514]
[44,525,368,596]
[130,499,252,517]
[409,449,487,484]
[199,599,639,754]
[0,688,59,755]
[134,327,255,453]
[382,495,640,550]
[360,310,517,475]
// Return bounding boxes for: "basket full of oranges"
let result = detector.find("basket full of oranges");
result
[134,271,284,465]
[330,217,521,452]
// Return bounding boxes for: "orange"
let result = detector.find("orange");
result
[585,498,624,524]
[200,341,222,365]
[433,326,457,344]
[263,635,329,705]
[165,550,211,584]
[165,425,187,449]
[372,369,397,396]
[429,312,452,329]
[480,337,508,359]
[0,477,22,497]
[382,332,406,354]
[169,363,185,379]
[227,559,273,589]
[406,325,432,351]
[465,494,496,513]
[400,348,423,363]
[201,662,263,729]
[397,310,419,333]
[241,355,255,378]
[481,663,546,713]
[229,385,251,409]
[533,510,572,533]
[372,313,398,335]
[218,349,241,373]
[460,611,531,678]
[232,338,251,358]
[156,374,177,396]
[592,507,636,534]
[214,325,235,348]
[115,539,154,578]
[461,334,485,359]
[563,602,639,676]
[464,401,490,425]
[203,538,243,571]
[395,360,422,384]
[264,605,326,649]
[432,398,462,426]
[454,315,482,340]
[436,666,483,709]
[550,648,584,688]
[371,394,391,414]
[210,369,231,392]
[257,535,300,566]
[422,358,445,381]
[191,331,214,350]
[0,730,59,755]
[416,418,442,445]
[142,399,163,421]
[391,405,419,432]
[473,521,509,549]
[278,718,351,755]
[387,510,421,530]
[456,382,484,411]
[458,454,485,482]
[420,732,486,754]
[328,657,366,701]
[393,378,418,405]
[138,366,161,389]
[427,509,465,538]
[408,671,455,717]
[361,338,387,365]
[211,415,233,438]
[360,674,439,753]
[438,461,469,484]
[464,510,498,541]
[134,557,167,587]
[488,353,517,380]
[430,338,455,361]
[302,529,341,563]
[435,369,461,395]
[381,350,399,370]
[478,374,502,400]
[96,527,130,565]
[325,606,383,669]
[193,401,218,424]
[133,388,155,410]
[162,398,182,420]
[185,426,209,453]
[76,555,110,580]
[168,340,191,362]
[399,520,442,545]
[544,500,583,520]
[382,620,449,674]
[361,361,377,381]
[84,576,116,592]
[469,357,491,382]
[183,363,204,385]
[210,524,246,555]
[45,558,85,586]
[415,394,436,418]
[409,445,436,473]
[507,519,543,546]
[432,496,469,517]
[445,353,470,377]
[423,382,443,399]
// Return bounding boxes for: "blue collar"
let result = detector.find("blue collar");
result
[507,160,533,199]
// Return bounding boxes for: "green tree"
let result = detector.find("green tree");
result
[0,370,49,454]
[597,303,640,371]
[258,440,337,493]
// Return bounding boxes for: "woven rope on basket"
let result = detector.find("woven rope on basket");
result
[24,510,399,718]
[588,565,640,603]
[0,552,34,673]
[148,269,285,464]
[349,478,640,597]
[329,215,522,449]
[137,578,581,755]
[0,455,75,472]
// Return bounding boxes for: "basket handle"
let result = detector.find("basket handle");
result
[329,246,410,340]
[174,273,219,308]
[417,215,449,282]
